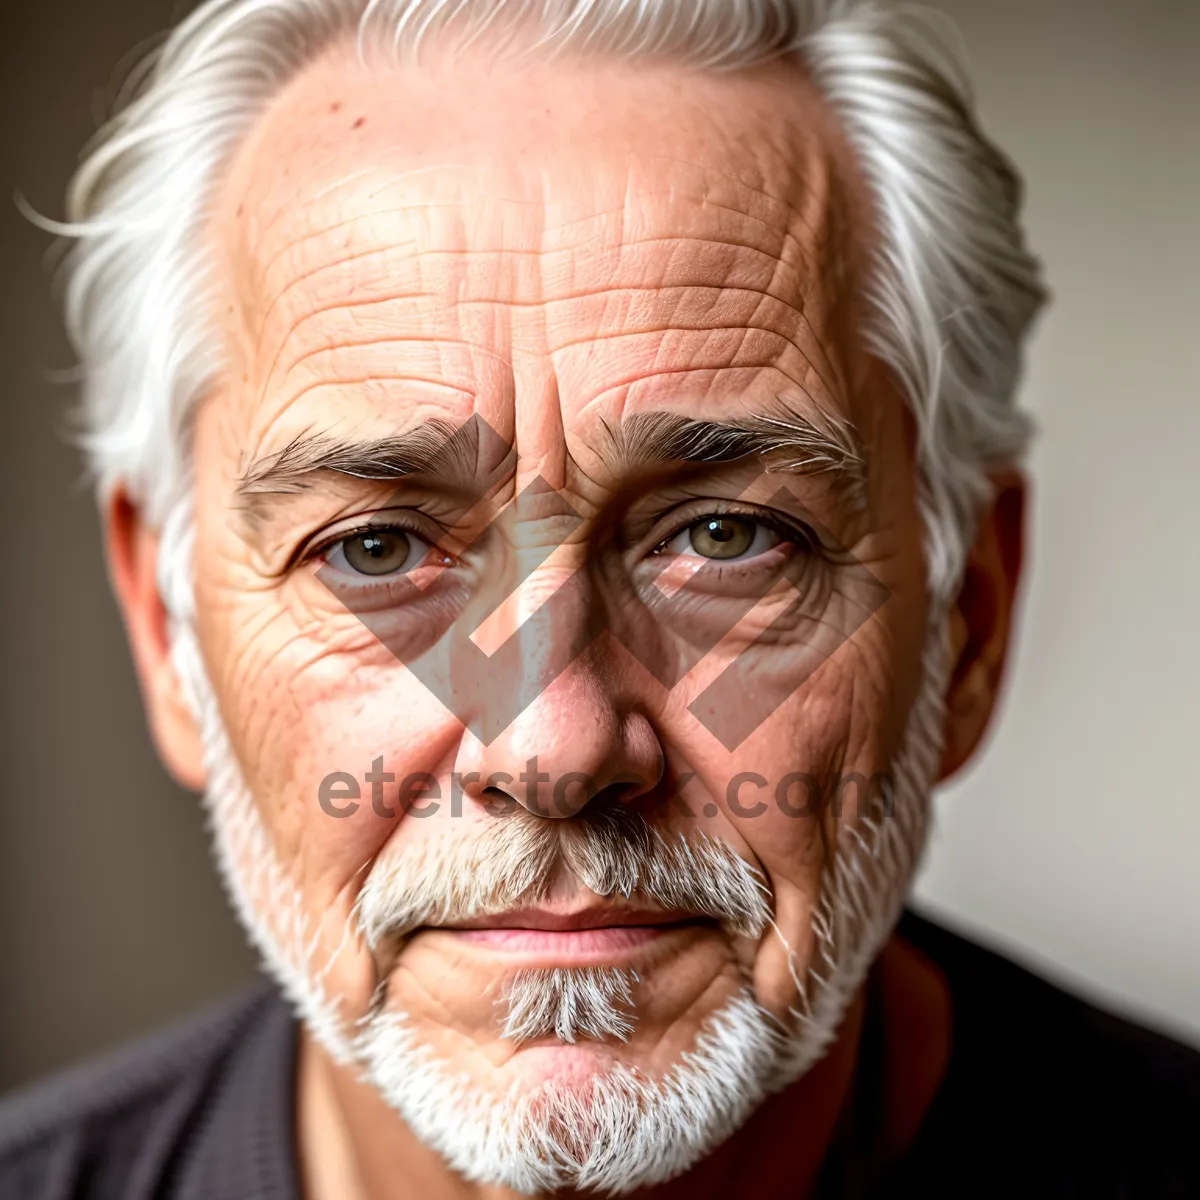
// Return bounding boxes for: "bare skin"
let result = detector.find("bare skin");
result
[107,40,1023,1200]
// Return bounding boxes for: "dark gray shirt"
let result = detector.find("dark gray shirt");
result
[3,910,1200,1198]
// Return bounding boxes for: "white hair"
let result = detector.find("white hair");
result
[49,0,1045,611]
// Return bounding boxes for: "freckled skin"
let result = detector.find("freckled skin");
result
[173,42,946,1200]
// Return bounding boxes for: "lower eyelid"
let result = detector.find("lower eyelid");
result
[315,561,429,593]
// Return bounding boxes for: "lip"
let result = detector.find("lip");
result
[429,907,718,965]
[447,905,701,932]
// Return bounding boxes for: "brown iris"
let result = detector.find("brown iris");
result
[342,529,412,575]
[688,515,756,559]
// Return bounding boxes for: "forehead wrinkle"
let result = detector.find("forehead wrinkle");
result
[546,324,835,408]
[240,218,479,400]
[274,276,822,348]
[250,192,810,319]
[248,181,499,310]
[570,361,838,429]
[535,159,822,257]
[250,228,845,456]
[260,232,808,352]
[255,161,476,254]
[240,139,837,342]
[271,372,478,413]
[544,295,835,384]
[228,167,522,367]
[687,162,862,385]
[268,324,825,406]
[230,118,847,367]
[252,229,826,413]
[609,150,834,264]
[258,224,823,349]
[260,275,837,436]
[244,202,455,355]
[266,363,490,431]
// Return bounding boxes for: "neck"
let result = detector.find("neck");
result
[296,934,948,1200]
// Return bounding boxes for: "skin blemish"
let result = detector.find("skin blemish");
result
[352,116,366,129]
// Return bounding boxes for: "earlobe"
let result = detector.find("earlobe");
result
[937,472,1027,781]
[105,488,207,792]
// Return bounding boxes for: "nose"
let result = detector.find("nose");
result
[455,651,664,819]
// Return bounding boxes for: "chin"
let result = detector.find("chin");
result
[352,989,786,1195]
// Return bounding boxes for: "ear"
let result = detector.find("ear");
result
[105,488,206,792]
[937,469,1027,781]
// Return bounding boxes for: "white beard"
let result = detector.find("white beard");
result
[170,610,949,1195]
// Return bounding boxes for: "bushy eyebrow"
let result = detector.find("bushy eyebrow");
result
[234,415,504,527]
[237,418,464,498]
[598,408,868,510]
[234,403,868,529]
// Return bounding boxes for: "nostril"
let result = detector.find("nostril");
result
[593,781,640,807]
[481,784,520,816]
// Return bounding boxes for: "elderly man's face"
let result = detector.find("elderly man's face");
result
[123,43,954,1164]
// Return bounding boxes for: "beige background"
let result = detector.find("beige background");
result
[1,0,1197,1088]
[909,0,1200,1044]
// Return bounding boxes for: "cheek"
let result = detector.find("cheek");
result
[198,574,470,1012]
[667,631,904,1020]
[237,647,460,867]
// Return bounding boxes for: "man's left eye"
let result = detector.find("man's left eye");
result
[660,515,781,561]
[323,528,433,578]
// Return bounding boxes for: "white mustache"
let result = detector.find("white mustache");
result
[354,806,773,950]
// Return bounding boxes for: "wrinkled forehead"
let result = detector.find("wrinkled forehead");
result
[210,43,870,459]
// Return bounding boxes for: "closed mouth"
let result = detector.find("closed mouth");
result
[427,908,720,963]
